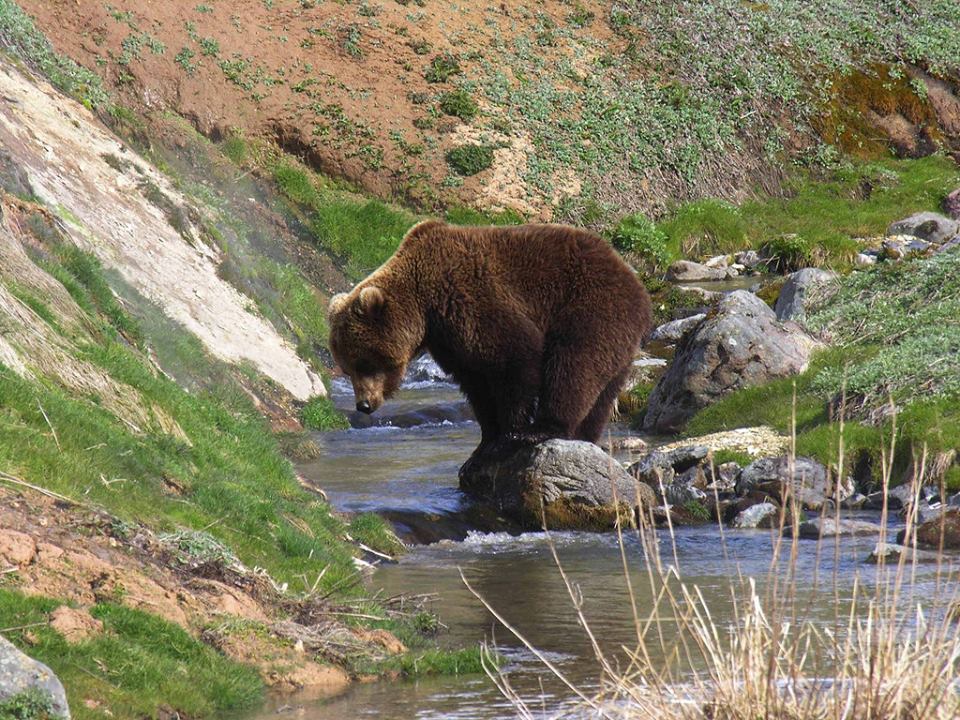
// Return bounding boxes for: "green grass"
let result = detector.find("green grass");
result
[0,0,110,111]
[301,394,349,431]
[348,513,405,557]
[438,89,478,121]
[613,156,959,272]
[0,247,363,595]
[267,162,417,278]
[0,590,261,720]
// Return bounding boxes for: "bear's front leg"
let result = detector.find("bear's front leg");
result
[457,375,501,448]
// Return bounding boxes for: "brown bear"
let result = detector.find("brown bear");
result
[327,220,651,446]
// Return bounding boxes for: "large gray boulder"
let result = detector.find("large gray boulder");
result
[0,636,70,718]
[774,268,837,324]
[887,212,959,245]
[643,292,819,433]
[459,439,655,529]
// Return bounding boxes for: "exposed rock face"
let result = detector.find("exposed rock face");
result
[774,268,837,324]
[666,260,730,282]
[887,212,960,245]
[0,636,70,718]
[459,439,655,529]
[649,314,707,344]
[643,292,819,432]
[736,456,854,511]
[0,61,324,401]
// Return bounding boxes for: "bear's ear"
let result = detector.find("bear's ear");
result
[356,285,386,321]
[328,292,349,317]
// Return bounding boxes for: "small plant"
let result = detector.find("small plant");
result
[438,89,478,120]
[195,3,214,12]
[424,53,460,83]
[175,46,197,75]
[199,37,220,57]
[0,689,60,720]
[407,38,431,55]
[445,144,494,176]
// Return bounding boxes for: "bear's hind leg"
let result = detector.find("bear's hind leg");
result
[575,364,631,444]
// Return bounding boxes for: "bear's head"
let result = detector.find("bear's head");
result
[328,285,417,414]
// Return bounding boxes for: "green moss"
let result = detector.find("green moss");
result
[301,394,349,431]
[0,590,262,720]
[446,145,494,176]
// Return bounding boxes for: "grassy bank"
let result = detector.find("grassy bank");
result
[684,244,960,488]
[0,590,262,720]
[610,155,960,273]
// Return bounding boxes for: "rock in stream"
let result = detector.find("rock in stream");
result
[459,439,655,529]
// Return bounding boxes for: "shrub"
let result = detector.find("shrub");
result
[446,144,494,176]
[438,89,478,120]
[608,213,671,269]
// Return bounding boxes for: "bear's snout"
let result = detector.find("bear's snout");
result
[356,400,373,414]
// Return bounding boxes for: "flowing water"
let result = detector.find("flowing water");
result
[256,361,947,719]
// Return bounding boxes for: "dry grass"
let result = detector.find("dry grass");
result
[466,404,960,719]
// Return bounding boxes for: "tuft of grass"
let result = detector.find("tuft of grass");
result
[349,513,405,557]
[608,213,670,271]
[446,144,494,176]
[301,394,349,431]
[0,590,262,720]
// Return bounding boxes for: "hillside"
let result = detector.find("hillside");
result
[10,0,960,227]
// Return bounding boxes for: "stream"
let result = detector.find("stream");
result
[245,355,953,720]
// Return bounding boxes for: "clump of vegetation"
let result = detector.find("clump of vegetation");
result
[438,89,478,121]
[349,513,405,557]
[424,53,460,83]
[0,590,262,719]
[607,213,670,270]
[0,688,61,720]
[446,144,494,176]
[301,394,349,431]
[0,0,111,110]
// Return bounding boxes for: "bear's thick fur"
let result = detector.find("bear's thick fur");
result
[328,220,652,445]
